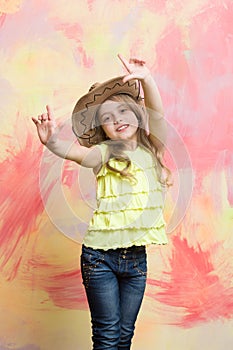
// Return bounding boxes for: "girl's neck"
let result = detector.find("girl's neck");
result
[108,139,138,151]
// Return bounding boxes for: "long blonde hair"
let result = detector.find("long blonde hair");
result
[95,94,172,187]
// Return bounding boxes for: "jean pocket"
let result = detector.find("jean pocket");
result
[133,256,147,277]
[81,247,105,288]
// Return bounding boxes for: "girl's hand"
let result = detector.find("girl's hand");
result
[118,54,151,83]
[32,105,57,145]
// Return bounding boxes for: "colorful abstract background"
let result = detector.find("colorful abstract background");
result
[0,0,233,349]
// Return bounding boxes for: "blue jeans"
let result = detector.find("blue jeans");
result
[81,244,147,350]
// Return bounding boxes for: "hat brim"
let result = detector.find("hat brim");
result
[72,76,140,146]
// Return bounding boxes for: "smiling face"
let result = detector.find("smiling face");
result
[97,99,139,142]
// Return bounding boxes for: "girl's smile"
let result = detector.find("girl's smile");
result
[97,100,139,142]
[115,124,129,132]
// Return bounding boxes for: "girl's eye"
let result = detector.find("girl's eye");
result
[120,108,127,113]
[102,116,111,123]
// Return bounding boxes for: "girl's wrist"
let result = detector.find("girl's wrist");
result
[141,73,155,87]
[45,133,58,148]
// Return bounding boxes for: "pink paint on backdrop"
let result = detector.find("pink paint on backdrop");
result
[86,0,95,12]
[0,13,6,27]
[45,269,87,310]
[225,152,233,206]
[45,268,87,310]
[0,134,47,280]
[0,1,52,55]
[62,160,79,188]
[146,235,233,327]
[27,255,88,310]
[154,4,233,178]
[51,19,94,68]
[144,0,166,13]
[156,23,189,86]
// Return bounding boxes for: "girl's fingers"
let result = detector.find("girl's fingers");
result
[32,105,54,128]
[32,117,39,125]
[118,54,146,81]
[37,113,46,122]
[37,114,42,121]
[41,113,47,121]
[32,112,48,124]
[129,58,146,66]
[46,105,53,120]
[122,73,138,83]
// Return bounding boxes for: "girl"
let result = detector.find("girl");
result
[32,54,170,350]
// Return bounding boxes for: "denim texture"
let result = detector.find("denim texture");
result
[81,244,147,350]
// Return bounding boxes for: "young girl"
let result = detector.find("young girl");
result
[32,54,170,350]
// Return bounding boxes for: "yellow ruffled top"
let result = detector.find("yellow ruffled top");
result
[83,143,168,250]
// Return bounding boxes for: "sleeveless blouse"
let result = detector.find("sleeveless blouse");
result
[83,143,168,250]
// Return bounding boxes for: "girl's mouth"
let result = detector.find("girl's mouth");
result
[116,124,129,132]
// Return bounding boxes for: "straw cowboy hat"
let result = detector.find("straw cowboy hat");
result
[72,76,141,147]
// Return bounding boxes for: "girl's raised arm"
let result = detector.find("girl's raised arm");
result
[32,105,102,168]
[118,54,167,152]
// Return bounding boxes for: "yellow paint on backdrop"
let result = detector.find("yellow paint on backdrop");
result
[0,0,23,13]
[0,280,91,350]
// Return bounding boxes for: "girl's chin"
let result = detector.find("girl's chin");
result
[111,136,137,143]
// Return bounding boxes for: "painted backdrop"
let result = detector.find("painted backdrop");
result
[0,0,233,349]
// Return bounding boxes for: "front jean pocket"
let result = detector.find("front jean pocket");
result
[81,246,105,289]
[133,256,147,277]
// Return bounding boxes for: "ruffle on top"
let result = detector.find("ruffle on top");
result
[83,144,168,250]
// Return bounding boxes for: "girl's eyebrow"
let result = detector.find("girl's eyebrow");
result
[117,103,128,109]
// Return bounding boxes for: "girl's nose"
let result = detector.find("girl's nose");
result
[113,115,122,125]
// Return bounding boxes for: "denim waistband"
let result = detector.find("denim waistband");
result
[82,244,145,254]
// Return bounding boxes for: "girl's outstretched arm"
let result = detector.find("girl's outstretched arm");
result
[118,54,167,151]
[32,105,101,168]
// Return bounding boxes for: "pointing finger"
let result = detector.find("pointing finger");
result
[46,105,53,120]
[117,54,131,73]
